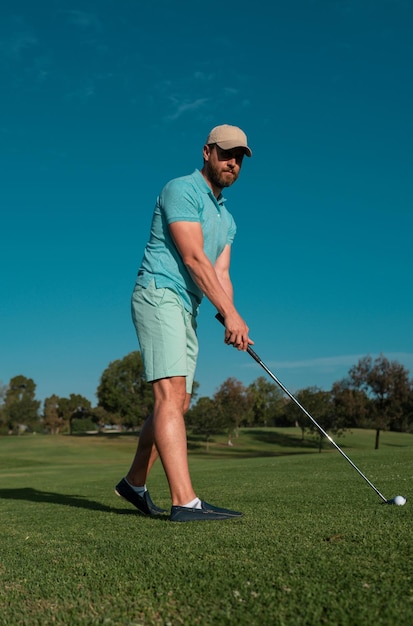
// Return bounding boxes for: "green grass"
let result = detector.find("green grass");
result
[0,429,412,625]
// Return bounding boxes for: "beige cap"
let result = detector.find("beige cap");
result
[205,124,252,157]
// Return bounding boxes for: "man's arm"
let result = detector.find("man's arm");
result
[213,242,234,300]
[169,220,252,350]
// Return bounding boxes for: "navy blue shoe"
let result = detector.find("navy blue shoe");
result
[115,478,167,516]
[170,500,243,522]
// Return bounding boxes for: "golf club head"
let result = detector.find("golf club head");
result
[386,496,407,506]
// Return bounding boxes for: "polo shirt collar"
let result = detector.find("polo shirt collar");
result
[193,169,226,206]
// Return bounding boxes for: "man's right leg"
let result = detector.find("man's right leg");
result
[151,377,244,522]
[152,376,197,506]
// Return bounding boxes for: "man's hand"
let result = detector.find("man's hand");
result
[222,312,254,351]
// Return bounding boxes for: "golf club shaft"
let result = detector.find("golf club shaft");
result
[215,313,388,503]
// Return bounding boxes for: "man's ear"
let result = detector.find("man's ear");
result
[203,144,212,161]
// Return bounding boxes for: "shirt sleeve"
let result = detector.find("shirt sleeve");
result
[226,212,237,245]
[160,178,202,224]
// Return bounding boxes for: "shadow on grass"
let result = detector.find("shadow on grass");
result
[187,428,324,458]
[0,487,147,516]
[247,429,318,448]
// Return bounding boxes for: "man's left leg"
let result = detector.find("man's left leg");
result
[125,413,158,487]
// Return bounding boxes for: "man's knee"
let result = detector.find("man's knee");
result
[153,377,188,410]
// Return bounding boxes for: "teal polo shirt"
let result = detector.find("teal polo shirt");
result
[135,169,237,315]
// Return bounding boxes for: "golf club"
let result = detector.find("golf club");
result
[215,313,406,506]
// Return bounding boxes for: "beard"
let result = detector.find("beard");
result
[206,161,239,189]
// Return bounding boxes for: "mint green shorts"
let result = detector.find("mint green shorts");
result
[131,280,198,394]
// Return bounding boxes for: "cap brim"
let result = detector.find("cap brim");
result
[215,141,252,157]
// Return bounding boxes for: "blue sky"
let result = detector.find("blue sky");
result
[1,0,412,407]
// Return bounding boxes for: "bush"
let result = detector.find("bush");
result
[71,418,98,433]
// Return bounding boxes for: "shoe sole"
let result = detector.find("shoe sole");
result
[170,514,243,522]
[170,504,244,522]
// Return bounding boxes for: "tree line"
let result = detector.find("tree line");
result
[1,352,412,449]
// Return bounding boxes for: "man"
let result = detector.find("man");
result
[115,124,253,522]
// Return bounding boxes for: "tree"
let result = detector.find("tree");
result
[331,380,370,428]
[0,382,7,432]
[91,405,123,430]
[186,396,227,452]
[213,377,253,441]
[247,376,284,426]
[284,387,337,452]
[97,352,153,429]
[2,375,41,433]
[348,355,411,449]
[43,395,66,434]
[57,394,92,435]
[0,381,6,404]
[400,386,413,433]
[191,380,200,403]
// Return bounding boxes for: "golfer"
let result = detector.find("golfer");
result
[115,124,253,521]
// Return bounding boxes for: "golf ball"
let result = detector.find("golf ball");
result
[393,495,406,506]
